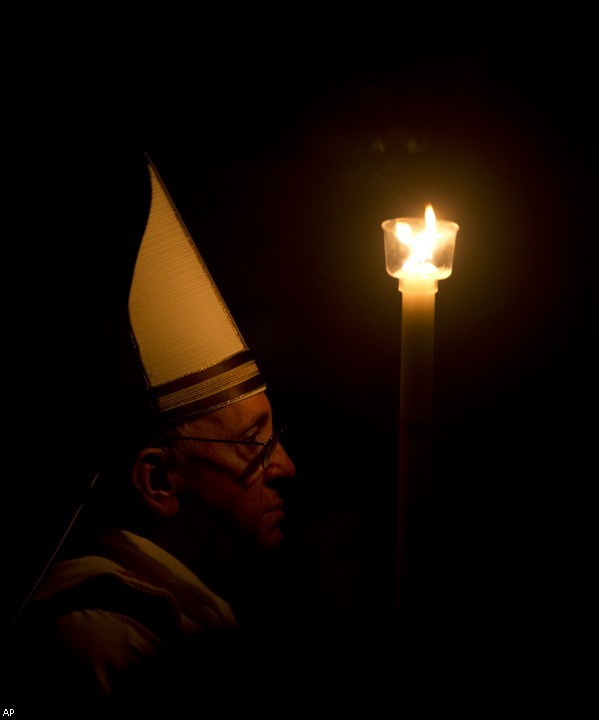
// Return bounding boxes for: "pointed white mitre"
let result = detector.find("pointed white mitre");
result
[128,160,266,424]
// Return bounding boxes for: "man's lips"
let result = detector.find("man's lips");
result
[264,501,284,521]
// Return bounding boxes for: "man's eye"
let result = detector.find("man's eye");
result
[244,425,270,443]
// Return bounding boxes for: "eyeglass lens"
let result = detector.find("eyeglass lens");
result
[263,429,282,468]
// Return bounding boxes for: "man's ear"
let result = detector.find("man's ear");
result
[131,448,179,517]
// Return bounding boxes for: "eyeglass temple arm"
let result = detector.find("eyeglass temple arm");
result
[171,436,267,447]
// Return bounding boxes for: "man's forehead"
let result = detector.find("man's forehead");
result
[192,392,271,431]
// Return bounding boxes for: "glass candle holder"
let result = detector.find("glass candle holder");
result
[382,206,459,293]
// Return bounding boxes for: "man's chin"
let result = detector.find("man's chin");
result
[257,526,284,552]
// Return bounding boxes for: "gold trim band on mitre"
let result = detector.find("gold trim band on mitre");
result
[152,351,265,416]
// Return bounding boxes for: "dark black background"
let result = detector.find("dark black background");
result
[5,14,595,717]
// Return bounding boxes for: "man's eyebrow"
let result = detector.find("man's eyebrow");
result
[245,411,270,433]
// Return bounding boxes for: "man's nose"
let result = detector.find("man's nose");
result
[266,443,296,481]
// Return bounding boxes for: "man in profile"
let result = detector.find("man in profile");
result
[8,153,297,715]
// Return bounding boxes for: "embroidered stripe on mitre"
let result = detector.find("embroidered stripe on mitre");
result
[128,160,266,421]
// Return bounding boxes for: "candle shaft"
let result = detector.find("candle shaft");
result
[399,290,435,436]
[395,288,435,672]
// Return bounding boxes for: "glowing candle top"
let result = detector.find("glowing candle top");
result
[382,205,459,293]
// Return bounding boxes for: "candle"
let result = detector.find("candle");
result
[382,205,458,446]
[382,205,459,672]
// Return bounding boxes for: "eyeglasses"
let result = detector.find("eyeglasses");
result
[163,426,286,469]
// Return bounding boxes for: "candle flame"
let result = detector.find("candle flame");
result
[396,205,438,276]
[424,204,436,233]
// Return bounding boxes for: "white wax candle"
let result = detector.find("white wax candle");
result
[382,206,459,670]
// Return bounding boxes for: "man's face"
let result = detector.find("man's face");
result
[171,392,296,551]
